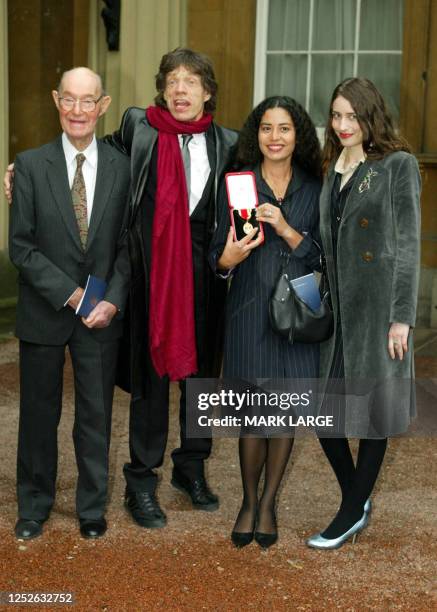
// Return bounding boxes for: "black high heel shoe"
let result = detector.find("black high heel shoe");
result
[254,510,278,549]
[254,530,277,549]
[231,530,254,548]
[231,507,257,548]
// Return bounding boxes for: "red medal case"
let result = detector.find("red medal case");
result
[225,171,264,243]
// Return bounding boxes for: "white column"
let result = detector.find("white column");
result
[0,0,9,251]
[89,0,187,135]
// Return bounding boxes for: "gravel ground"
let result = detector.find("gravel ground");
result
[0,338,436,611]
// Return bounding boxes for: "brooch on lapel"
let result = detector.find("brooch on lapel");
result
[358,168,378,193]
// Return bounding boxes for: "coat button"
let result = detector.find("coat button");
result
[359,217,369,228]
[362,251,373,262]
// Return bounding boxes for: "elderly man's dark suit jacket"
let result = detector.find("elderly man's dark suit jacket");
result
[10,137,130,343]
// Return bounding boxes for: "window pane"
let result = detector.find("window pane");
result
[265,54,308,107]
[360,0,403,50]
[310,54,354,126]
[268,0,309,51]
[357,54,402,121]
[313,0,356,50]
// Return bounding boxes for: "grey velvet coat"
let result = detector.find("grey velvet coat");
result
[319,151,421,435]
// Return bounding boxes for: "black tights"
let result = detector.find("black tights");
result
[318,437,388,538]
[233,437,294,534]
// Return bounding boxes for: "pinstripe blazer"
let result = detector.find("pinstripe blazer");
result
[209,164,322,381]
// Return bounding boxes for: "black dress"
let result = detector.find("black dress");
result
[327,170,359,380]
[319,169,360,436]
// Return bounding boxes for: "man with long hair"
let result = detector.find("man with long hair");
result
[106,48,237,528]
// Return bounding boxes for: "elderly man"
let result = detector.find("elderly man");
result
[6,50,238,529]
[9,67,130,539]
[106,48,237,528]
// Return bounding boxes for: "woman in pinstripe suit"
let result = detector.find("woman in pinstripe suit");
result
[209,96,322,548]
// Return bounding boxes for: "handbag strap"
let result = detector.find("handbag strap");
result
[279,249,291,274]
[279,241,328,282]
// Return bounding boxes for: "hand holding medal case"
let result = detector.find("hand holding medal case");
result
[225,171,264,242]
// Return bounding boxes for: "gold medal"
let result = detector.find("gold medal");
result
[243,222,253,234]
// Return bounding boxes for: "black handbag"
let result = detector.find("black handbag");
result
[269,252,334,344]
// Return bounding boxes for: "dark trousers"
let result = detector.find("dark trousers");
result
[17,322,119,521]
[123,347,212,493]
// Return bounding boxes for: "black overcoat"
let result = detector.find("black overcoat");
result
[106,107,238,397]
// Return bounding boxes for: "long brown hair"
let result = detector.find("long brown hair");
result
[323,78,411,172]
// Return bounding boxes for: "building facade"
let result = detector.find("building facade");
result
[0,0,436,325]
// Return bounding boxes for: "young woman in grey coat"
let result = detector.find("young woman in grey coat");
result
[306,78,421,550]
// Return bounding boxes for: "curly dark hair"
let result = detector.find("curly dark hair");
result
[323,78,411,171]
[236,96,322,179]
[154,47,217,113]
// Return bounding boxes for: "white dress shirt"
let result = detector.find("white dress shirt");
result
[178,132,211,215]
[62,133,98,306]
[335,147,366,190]
[62,133,98,223]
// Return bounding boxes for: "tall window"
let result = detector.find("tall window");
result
[254,0,404,127]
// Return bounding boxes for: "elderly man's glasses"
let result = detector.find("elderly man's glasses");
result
[57,94,103,112]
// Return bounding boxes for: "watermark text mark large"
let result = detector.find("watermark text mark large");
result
[185,378,437,439]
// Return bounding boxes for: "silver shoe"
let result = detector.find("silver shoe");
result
[306,512,368,550]
[364,498,372,515]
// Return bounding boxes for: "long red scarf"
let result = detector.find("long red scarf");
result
[146,106,213,381]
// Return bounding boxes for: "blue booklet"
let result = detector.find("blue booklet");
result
[290,273,321,312]
[75,275,107,317]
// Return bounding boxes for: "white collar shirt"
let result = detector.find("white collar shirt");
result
[178,132,211,215]
[62,133,98,223]
[335,147,366,190]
